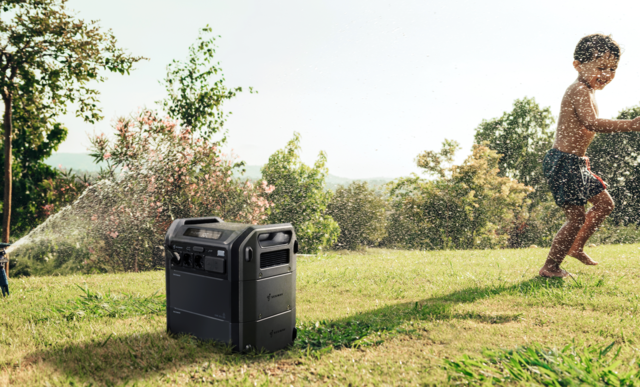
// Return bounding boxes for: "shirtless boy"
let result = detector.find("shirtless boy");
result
[539,34,640,278]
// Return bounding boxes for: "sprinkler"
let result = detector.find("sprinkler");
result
[0,243,10,297]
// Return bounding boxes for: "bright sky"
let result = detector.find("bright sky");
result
[58,0,640,179]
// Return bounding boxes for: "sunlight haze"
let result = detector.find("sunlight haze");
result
[58,0,640,179]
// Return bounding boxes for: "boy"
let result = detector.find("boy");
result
[540,34,640,278]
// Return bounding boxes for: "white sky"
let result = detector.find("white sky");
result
[58,0,640,179]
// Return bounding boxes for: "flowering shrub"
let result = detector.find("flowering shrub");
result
[80,108,274,272]
[38,168,91,218]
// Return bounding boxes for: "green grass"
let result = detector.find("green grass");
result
[2,244,640,385]
[445,341,640,386]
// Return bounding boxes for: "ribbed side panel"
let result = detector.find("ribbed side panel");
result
[260,249,290,269]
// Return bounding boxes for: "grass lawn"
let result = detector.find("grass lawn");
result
[2,244,640,385]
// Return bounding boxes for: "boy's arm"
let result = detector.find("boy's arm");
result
[572,84,640,133]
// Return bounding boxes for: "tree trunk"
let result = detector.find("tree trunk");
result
[2,93,11,278]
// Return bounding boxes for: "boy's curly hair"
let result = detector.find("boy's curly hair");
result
[574,34,621,63]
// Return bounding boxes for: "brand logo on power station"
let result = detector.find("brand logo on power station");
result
[267,292,283,302]
[270,328,285,338]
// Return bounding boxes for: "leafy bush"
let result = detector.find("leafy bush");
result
[327,182,387,250]
[506,200,565,248]
[9,239,95,278]
[261,133,339,253]
[589,104,640,225]
[385,141,532,250]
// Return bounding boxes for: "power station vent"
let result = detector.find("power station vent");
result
[260,249,290,269]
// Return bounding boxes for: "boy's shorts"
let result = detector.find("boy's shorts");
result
[543,148,607,207]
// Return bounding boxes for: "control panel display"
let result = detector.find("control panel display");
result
[184,228,223,240]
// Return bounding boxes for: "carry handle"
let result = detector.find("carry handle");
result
[184,217,223,225]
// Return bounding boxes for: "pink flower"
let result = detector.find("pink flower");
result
[104,153,112,160]
[91,215,98,221]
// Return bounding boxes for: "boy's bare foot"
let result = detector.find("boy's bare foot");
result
[567,250,598,265]
[539,266,572,278]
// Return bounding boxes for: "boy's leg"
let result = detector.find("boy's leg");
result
[568,190,614,265]
[1,285,7,297]
[539,205,586,277]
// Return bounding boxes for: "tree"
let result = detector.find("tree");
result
[0,0,144,243]
[474,97,555,203]
[385,141,532,250]
[0,119,67,235]
[159,25,250,143]
[0,81,73,235]
[588,105,640,225]
[261,133,340,253]
[327,182,387,250]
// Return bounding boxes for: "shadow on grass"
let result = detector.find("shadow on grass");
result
[25,330,290,386]
[296,275,596,350]
[26,276,586,384]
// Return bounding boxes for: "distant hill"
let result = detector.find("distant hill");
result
[45,153,394,190]
[238,165,393,191]
[45,153,106,172]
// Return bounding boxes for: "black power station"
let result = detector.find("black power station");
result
[164,217,298,352]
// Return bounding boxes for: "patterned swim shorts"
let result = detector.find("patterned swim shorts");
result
[543,148,607,207]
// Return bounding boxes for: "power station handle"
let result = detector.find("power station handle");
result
[184,217,223,225]
[245,247,253,262]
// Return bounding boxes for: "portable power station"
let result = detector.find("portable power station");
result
[164,217,298,352]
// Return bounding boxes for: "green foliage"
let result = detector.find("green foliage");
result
[0,0,145,122]
[474,97,555,203]
[0,123,66,236]
[386,141,532,250]
[507,200,565,248]
[159,25,248,142]
[327,182,387,250]
[415,138,461,178]
[8,238,97,278]
[589,105,640,225]
[445,342,640,386]
[589,220,640,246]
[261,132,339,253]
